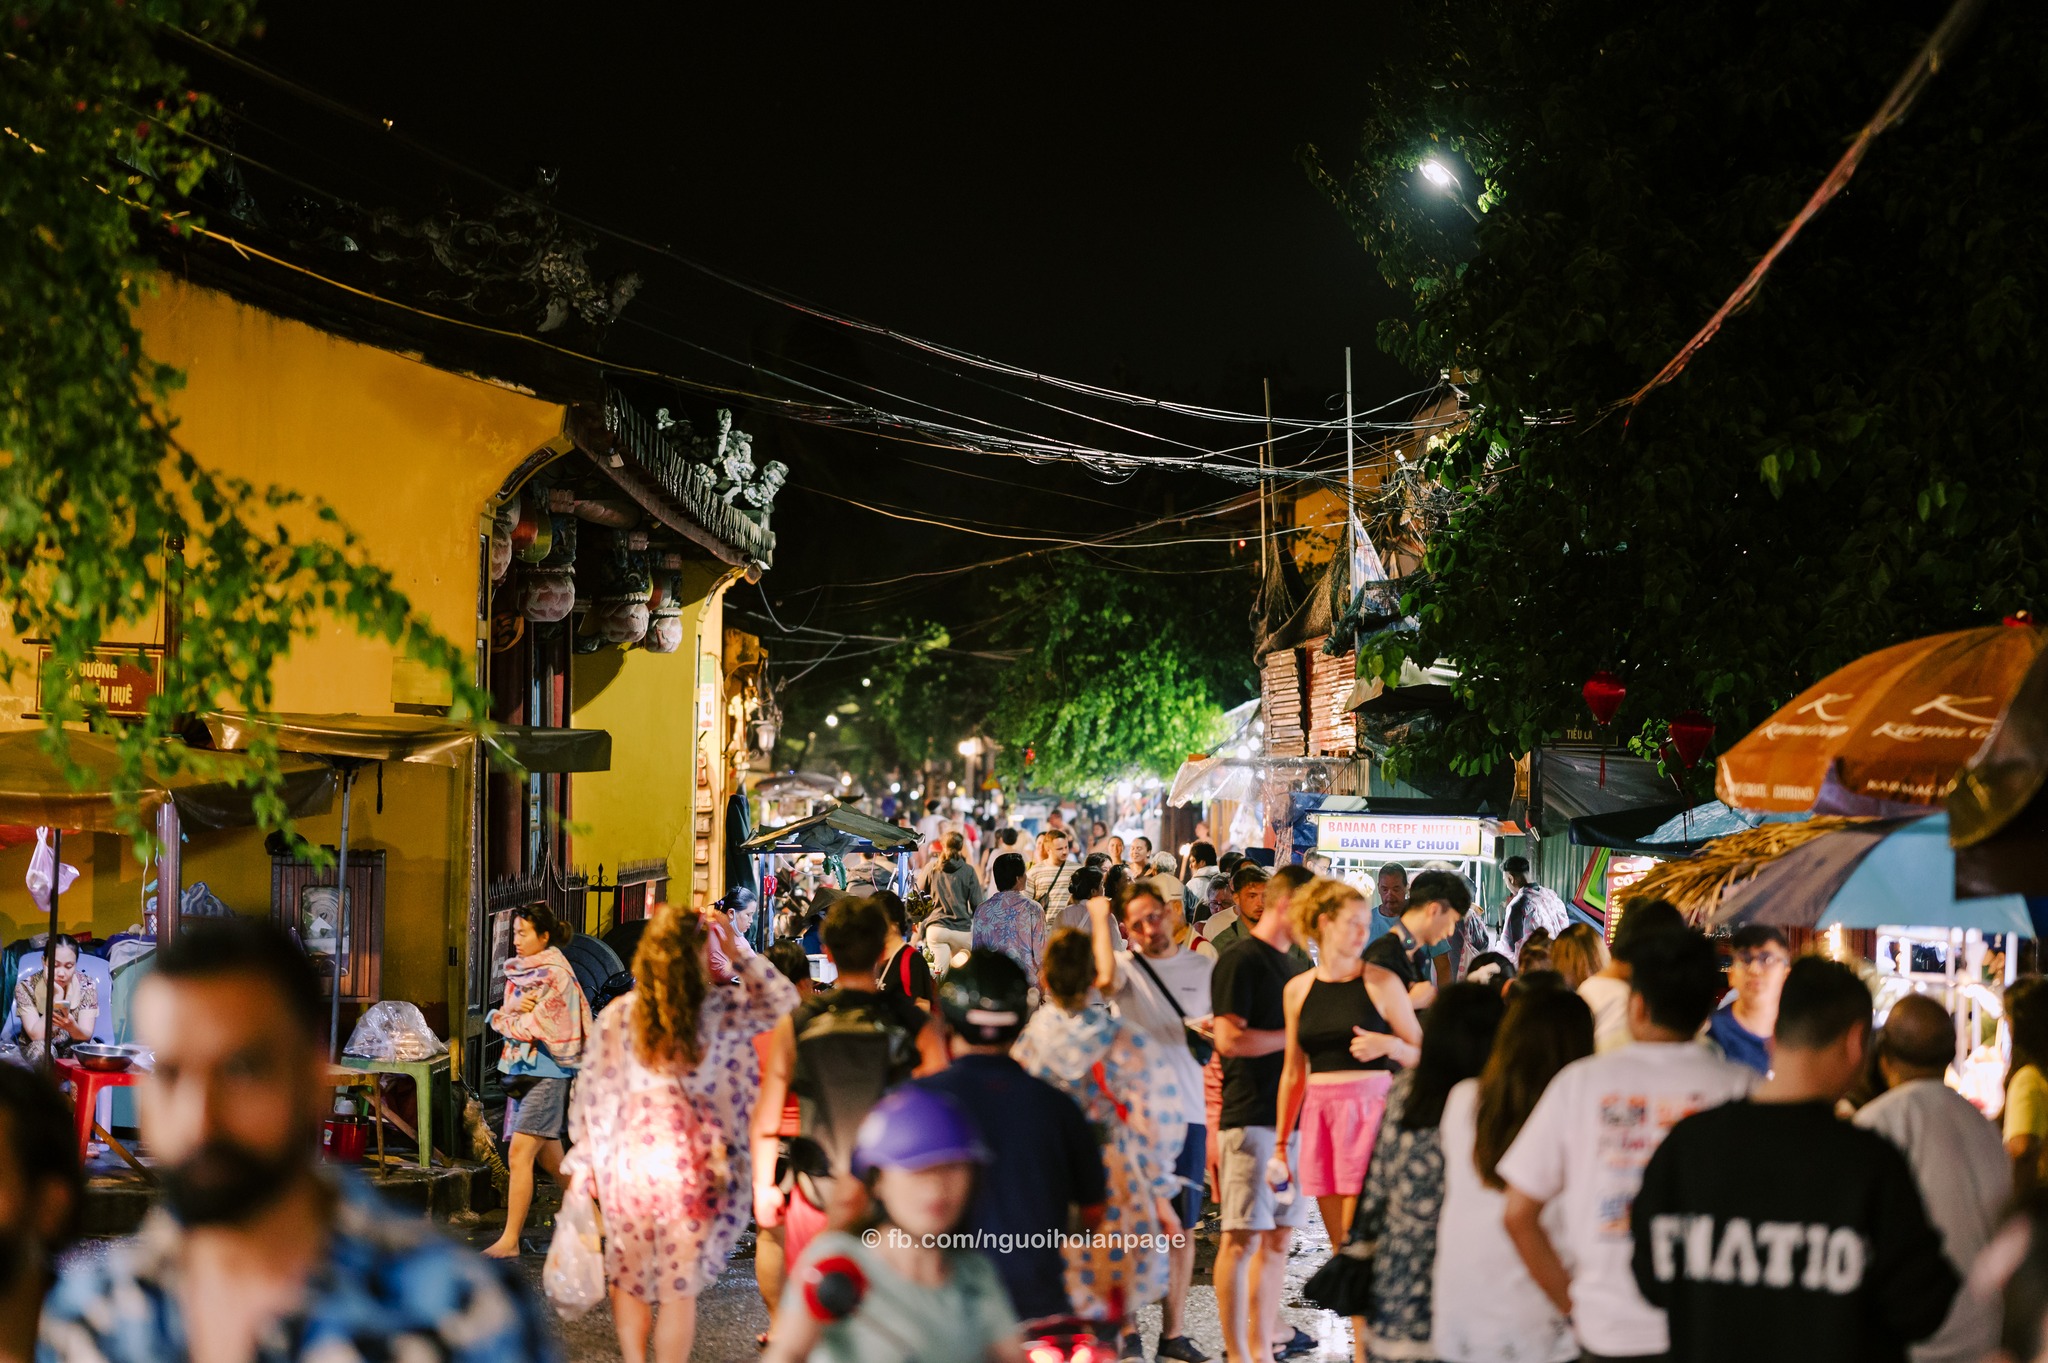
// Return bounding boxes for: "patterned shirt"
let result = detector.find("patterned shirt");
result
[972,888,1048,976]
[38,1173,559,1363]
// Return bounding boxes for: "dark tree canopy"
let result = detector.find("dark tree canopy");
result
[1309,0,2045,777]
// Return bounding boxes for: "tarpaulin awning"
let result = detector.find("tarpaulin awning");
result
[1951,640,2048,846]
[197,712,611,773]
[1528,745,1678,835]
[0,730,336,834]
[741,803,918,855]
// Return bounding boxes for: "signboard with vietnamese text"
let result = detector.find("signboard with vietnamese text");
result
[35,644,164,718]
[1313,812,1490,860]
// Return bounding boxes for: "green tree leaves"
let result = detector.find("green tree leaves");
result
[1311,0,2046,779]
[2,3,488,847]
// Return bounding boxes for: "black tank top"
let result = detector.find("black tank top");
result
[1298,974,1394,1073]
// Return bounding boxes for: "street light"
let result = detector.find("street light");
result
[825,713,839,728]
[890,781,901,794]
[957,737,984,758]
[1419,157,1481,223]
[861,677,871,687]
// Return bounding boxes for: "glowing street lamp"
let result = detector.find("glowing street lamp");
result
[824,713,840,728]
[1418,157,1481,223]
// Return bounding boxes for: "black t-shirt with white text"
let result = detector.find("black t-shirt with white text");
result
[1630,1099,1958,1363]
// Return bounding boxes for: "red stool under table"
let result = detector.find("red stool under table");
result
[52,1058,149,1178]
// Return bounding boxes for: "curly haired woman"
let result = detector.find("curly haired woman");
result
[566,901,801,1363]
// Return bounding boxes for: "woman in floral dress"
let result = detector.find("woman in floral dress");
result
[1316,982,1504,1363]
[1013,926,1180,1347]
[567,901,800,1363]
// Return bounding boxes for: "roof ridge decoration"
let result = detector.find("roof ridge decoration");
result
[583,387,779,570]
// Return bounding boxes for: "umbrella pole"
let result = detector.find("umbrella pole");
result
[42,828,60,1078]
[330,766,357,1062]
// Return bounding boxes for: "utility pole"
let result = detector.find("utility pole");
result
[1344,348,1356,529]
[1262,377,1275,582]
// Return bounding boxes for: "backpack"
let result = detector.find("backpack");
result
[789,993,921,1178]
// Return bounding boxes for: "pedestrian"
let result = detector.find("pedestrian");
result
[1027,829,1080,920]
[1548,921,1608,992]
[1973,1188,2048,1363]
[752,940,819,1341]
[1272,878,1422,1254]
[1310,983,1506,1363]
[1499,857,1570,964]
[1433,986,1594,1363]
[1706,924,1791,1076]
[755,896,947,1299]
[1371,864,1410,943]
[0,1065,80,1362]
[1129,835,1155,880]
[1211,868,1318,1363]
[1055,864,1120,941]
[1087,878,1217,1363]
[569,901,800,1362]
[1631,957,1958,1363]
[1577,899,1687,1054]
[482,903,594,1260]
[1204,864,1269,955]
[765,1086,1026,1363]
[1498,925,1753,1363]
[1464,950,1518,995]
[1184,842,1224,920]
[1517,929,1554,976]
[1016,928,1180,1356]
[973,851,1049,978]
[915,798,947,862]
[2009,977,2048,1197]
[1107,833,1127,870]
[873,889,935,1010]
[981,825,1025,884]
[917,950,1110,1325]
[1149,851,1187,909]
[1364,868,1472,1013]
[1089,819,1113,855]
[39,919,553,1362]
[1854,993,2012,1363]
[920,831,984,965]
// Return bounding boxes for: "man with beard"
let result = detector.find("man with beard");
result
[39,919,555,1363]
[0,1066,80,1363]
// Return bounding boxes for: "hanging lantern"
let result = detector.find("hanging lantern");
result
[593,594,650,646]
[1667,709,1715,770]
[1583,670,1626,788]
[517,567,575,623]
[641,605,684,653]
[1582,671,1627,726]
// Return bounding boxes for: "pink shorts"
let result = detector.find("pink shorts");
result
[1298,1071,1394,1197]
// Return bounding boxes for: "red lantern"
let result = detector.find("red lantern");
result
[1582,671,1627,727]
[1668,709,1715,770]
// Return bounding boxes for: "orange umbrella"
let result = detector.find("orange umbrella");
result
[1716,620,2046,813]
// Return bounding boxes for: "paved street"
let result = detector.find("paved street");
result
[489,1216,1351,1362]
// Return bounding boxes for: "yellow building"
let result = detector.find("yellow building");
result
[0,264,778,1081]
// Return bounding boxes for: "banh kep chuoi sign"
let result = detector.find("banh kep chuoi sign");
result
[1314,813,1491,860]
[35,644,165,718]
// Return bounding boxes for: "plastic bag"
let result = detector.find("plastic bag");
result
[342,1001,449,1062]
[27,828,79,911]
[543,1179,606,1319]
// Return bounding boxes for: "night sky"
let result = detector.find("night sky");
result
[210,4,1421,669]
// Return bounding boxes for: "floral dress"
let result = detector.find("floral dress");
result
[1013,1001,1178,1318]
[565,949,799,1301]
[1347,1070,1442,1362]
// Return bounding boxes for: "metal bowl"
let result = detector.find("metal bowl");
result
[71,1043,132,1073]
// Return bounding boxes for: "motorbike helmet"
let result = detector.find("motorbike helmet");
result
[850,1085,989,1181]
[936,949,1030,1047]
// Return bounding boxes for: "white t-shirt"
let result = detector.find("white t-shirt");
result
[915,813,947,845]
[1578,974,1633,1054]
[1854,1077,2012,1363]
[1108,946,1213,1128]
[1434,1079,1578,1363]
[1495,1041,1755,1357]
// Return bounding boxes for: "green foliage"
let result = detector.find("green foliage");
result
[2,3,487,846]
[1308,0,2046,776]
[982,557,1254,794]
[860,624,994,775]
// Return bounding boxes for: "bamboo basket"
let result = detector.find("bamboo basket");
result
[1616,817,1874,926]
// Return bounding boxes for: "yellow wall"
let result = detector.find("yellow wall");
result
[570,561,740,924]
[0,278,564,1016]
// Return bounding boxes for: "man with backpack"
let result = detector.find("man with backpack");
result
[752,897,948,1280]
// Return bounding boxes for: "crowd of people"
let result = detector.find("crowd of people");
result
[7,824,2048,1363]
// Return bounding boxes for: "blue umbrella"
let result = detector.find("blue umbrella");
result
[1821,814,2033,935]
[1709,813,2033,937]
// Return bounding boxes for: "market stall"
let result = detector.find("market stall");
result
[738,802,919,953]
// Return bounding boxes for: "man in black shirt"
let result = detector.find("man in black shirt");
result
[1631,956,1958,1363]
[1361,868,1470,1009]
[1212,885,1315,1363]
